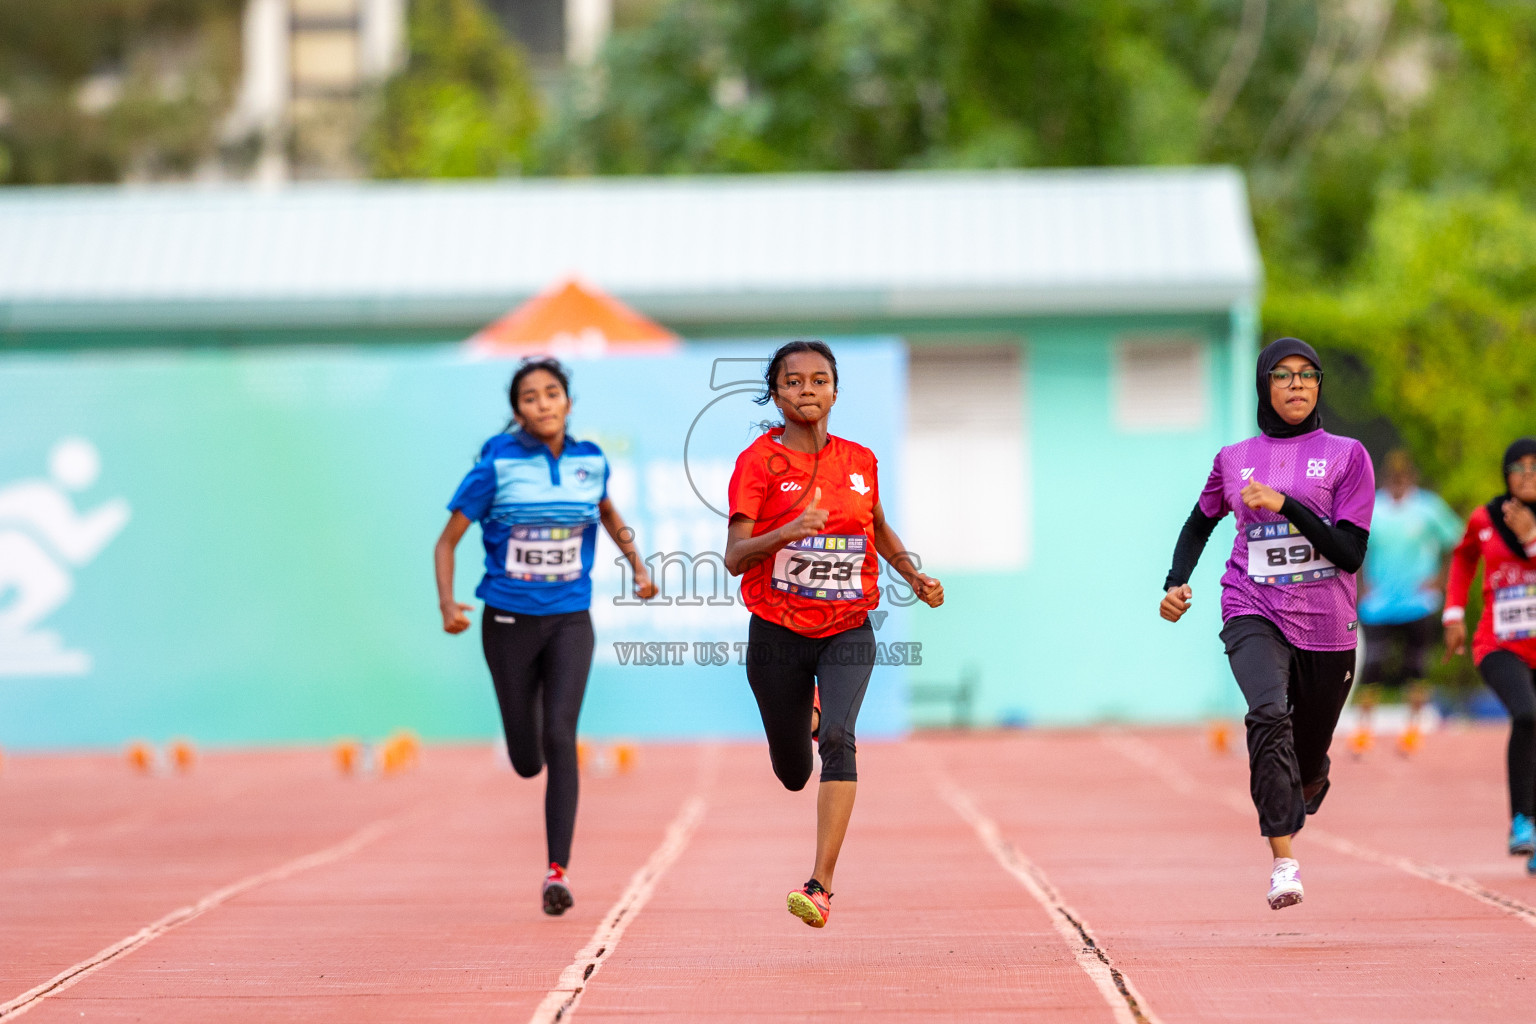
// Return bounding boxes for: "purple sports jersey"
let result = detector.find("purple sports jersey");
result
[1198,429,1376,650]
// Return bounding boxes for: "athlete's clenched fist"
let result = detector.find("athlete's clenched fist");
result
[1160,584,1193,623]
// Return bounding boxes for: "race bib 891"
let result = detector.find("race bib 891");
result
[505,525,585,583]
[770,534,867,601]
[1244,521,1338,586]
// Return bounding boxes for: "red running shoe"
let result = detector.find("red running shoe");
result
[543,863,574,916]
[787,878,832,927]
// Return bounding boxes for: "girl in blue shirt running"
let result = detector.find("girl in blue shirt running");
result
[434,358,657,916]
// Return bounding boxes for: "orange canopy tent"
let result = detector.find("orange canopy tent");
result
[466,278,680,358]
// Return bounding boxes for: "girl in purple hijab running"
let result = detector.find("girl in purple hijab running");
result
[1159,337,1376,910]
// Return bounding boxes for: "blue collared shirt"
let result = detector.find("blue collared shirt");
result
[1359,486,1463,625]
[448,431,608,615]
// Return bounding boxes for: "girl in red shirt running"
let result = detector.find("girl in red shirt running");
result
[1444,438,1536,868]
[725,340,943,928]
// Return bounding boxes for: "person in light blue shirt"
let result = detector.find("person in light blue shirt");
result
[1359,450,1463,689]
[433,358,657,916]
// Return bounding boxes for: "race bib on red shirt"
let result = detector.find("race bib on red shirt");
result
[770,535,868,600]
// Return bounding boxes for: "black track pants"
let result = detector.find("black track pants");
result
[745,614,875,787]
[481,606,595,868]
[1221,615,1358,838]
[1361,614,1439,688]
[1480,650,1536,819]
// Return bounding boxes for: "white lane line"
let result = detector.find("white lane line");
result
[5,811,156,867]
[1104,730,1536,929]
[940,783,1163,1024]
[0,814,407,1020]
[528,795,707,1024]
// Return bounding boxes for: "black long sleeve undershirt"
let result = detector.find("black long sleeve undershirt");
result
[1163,504,1220,591]
[1278,496,1369,573]
[1161,498,1370,591]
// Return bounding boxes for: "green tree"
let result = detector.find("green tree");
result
[0,0,241,184]
[366,0,540,178]
[540,0,1222,174]
[1267,190,1536,511]
[538,0,1536,513]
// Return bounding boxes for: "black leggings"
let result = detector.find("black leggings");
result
[481,606,595,868]
[1480,650,1536,819]
[746,614,875,786]
[1221,615,1358,838]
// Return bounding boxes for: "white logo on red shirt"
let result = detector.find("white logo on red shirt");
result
[848,473,871,495]
[780,481,803,492]
[1306,459,1328,479]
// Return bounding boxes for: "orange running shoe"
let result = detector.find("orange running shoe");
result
[787,878,832,927]
[543,863,574,916]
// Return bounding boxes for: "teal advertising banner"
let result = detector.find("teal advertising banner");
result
[0,340,908,749]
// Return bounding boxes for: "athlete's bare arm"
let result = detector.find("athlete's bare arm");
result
[724,488,828,576]
[598,497,658,599]
[434,511,475,634]
[870,501,943,608]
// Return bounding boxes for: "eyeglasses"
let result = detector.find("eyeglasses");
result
[1508,463,1536,477]
[1268,368,1322,388]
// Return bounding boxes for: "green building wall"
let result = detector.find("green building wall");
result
[905,310,1256,727]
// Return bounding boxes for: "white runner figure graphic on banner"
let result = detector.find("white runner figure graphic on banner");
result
[0,438,130,676]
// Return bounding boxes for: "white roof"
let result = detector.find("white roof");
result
[0,168,1261,332]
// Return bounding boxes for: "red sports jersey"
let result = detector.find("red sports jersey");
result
[1445,504,1536,668]
[728,428,881,638]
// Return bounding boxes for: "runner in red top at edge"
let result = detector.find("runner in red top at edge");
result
[726,340,944,930]
[1442,438,1536,869]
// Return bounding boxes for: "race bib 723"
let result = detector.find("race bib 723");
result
[770,535,867,601]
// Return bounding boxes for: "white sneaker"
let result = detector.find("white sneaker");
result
[1267,857,1303,910]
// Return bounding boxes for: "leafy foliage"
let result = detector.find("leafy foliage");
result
[0,0,242,183]
[365,0,539,178]
[1268,190,1536,511]
[537,0,1536,509]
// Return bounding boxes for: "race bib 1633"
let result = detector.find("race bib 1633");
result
[505,525,586,583]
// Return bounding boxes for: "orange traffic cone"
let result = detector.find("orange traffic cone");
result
[1348,728,1374,758]
[334,740,365,775]
[169,739,196,773]
[614,743,638,773]
[1207,722,1233,756]
[126,741,156,774]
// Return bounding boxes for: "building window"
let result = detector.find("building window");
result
[902,344,1028,573]
[1112,335,1208,432]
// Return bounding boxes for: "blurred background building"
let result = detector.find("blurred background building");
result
[227,0,614,179]
[2,0,1532,746]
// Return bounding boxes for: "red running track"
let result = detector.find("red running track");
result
[2,726,1534,1022]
